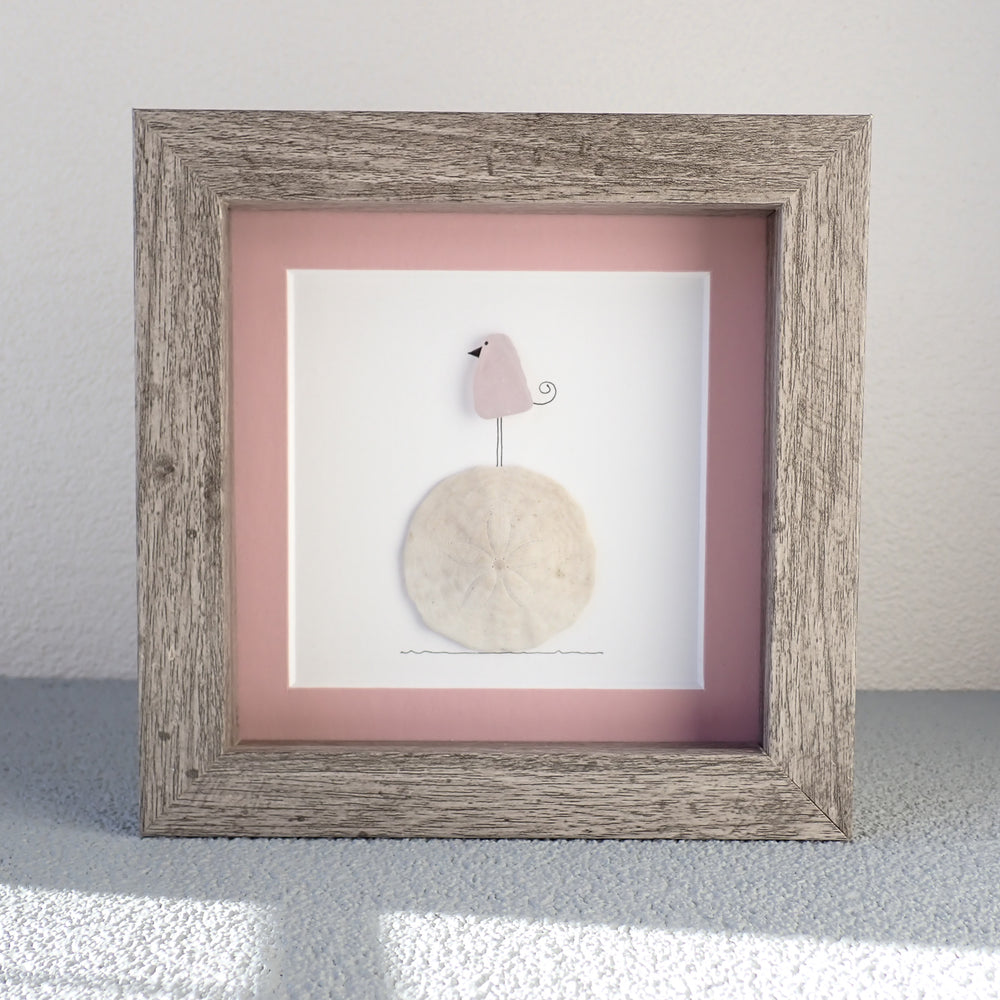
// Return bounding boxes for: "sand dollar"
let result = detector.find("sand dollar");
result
[403,466,595,651]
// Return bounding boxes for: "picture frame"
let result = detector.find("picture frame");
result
[135,110,870,839]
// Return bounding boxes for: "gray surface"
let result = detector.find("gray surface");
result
[1,683,998,998]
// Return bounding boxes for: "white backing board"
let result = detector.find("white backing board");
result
[289,270,709,689]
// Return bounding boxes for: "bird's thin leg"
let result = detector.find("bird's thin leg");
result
[496,418,503,467]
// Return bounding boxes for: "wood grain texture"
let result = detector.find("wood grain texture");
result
[762,121,870,837]
[134,111,870,840]
[144,746,840,840]
[134,115,234,834]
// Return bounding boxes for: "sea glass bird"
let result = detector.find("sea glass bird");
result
[468,334,554,467]
[467,334,533,419]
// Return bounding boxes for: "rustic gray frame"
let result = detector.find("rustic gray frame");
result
[135,111,870,839]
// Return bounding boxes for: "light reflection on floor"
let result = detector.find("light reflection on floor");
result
[379,911,1000,1000]
[0,885,275,1000]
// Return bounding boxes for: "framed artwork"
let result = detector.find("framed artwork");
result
[135,111,870,839]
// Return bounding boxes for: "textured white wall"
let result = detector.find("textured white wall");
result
[1,0,997,687]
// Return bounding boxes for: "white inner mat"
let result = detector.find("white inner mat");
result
[289,269,709,689]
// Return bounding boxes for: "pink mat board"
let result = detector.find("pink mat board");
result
[230,210,768,743]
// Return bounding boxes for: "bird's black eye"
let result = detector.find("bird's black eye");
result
[484,340,489,345]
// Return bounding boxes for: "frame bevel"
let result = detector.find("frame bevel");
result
[135,111,870,839]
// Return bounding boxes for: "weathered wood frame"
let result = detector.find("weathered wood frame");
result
[135,111,870,839]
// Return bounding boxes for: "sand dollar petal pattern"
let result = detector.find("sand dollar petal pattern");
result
[403,466,596,651]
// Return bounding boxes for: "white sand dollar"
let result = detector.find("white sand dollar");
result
[403,466,596,652]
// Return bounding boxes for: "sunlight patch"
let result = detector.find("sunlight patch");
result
[379,911,999,1000]
[0,885,276,999]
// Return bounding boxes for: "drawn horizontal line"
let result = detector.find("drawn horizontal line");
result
[400,650,605,655]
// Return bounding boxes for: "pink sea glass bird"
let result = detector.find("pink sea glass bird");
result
[468,334,533,419]
[468,334,554,467]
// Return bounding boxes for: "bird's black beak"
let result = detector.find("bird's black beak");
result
[468,347,482,358]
